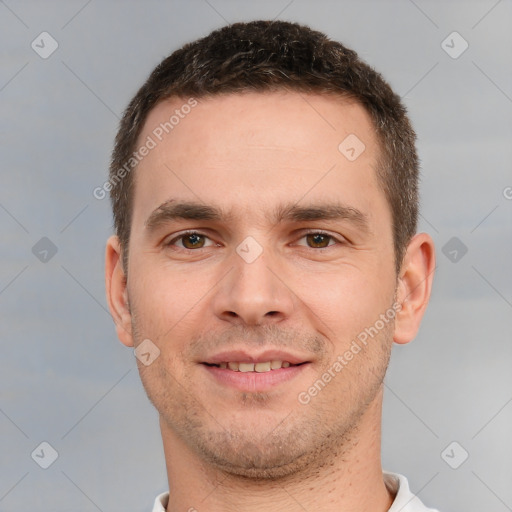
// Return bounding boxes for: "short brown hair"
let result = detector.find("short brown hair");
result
[109,20,418,273]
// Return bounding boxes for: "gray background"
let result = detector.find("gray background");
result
[1,1,511,511]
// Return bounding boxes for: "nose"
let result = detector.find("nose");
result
[211,244,295,326]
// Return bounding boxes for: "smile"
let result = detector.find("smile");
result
[204,360,299,372]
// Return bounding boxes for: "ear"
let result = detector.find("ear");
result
[393,232,436,345]
[105,235,134,347]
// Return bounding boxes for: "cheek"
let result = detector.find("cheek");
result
[128,262,216,340]
[294,264,395,342]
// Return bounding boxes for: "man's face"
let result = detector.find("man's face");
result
[123,92,398,477]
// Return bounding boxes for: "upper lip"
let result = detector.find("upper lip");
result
[202,349,310,365]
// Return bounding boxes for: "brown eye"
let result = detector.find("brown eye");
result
[306,233,332,248]
[181,233,206,249]
[165,231,217,252]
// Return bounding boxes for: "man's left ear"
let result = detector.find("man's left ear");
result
[393,232,436,345]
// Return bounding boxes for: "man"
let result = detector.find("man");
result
[105,20,437,511]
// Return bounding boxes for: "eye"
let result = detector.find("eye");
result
[167,231,215,250]
[297,232,340,249]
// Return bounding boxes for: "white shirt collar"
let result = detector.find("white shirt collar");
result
[152,491,168,512]
[152,472,439,511]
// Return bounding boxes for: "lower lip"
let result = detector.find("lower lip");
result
[202,364,309,392]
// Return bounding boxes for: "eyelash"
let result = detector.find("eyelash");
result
[165,230,345,250]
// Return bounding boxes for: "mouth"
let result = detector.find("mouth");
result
[203,360,305,372]
[200,350,312,392]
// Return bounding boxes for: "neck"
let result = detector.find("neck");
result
[161,388,393,512]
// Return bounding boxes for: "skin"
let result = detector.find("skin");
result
[106,92,435,512]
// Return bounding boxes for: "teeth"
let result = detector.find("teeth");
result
[217,360,294,372]
[255,362,271,372]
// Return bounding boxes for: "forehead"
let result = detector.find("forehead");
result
[132,91,386,227]
[141,91,378,161]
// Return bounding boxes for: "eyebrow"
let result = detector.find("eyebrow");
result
[145,199,370,234]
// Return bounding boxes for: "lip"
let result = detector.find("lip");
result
[202,349,310,366]
[200,349,312,392]
[202,362,310,392]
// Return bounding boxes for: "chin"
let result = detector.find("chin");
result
[202,444,311,481]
